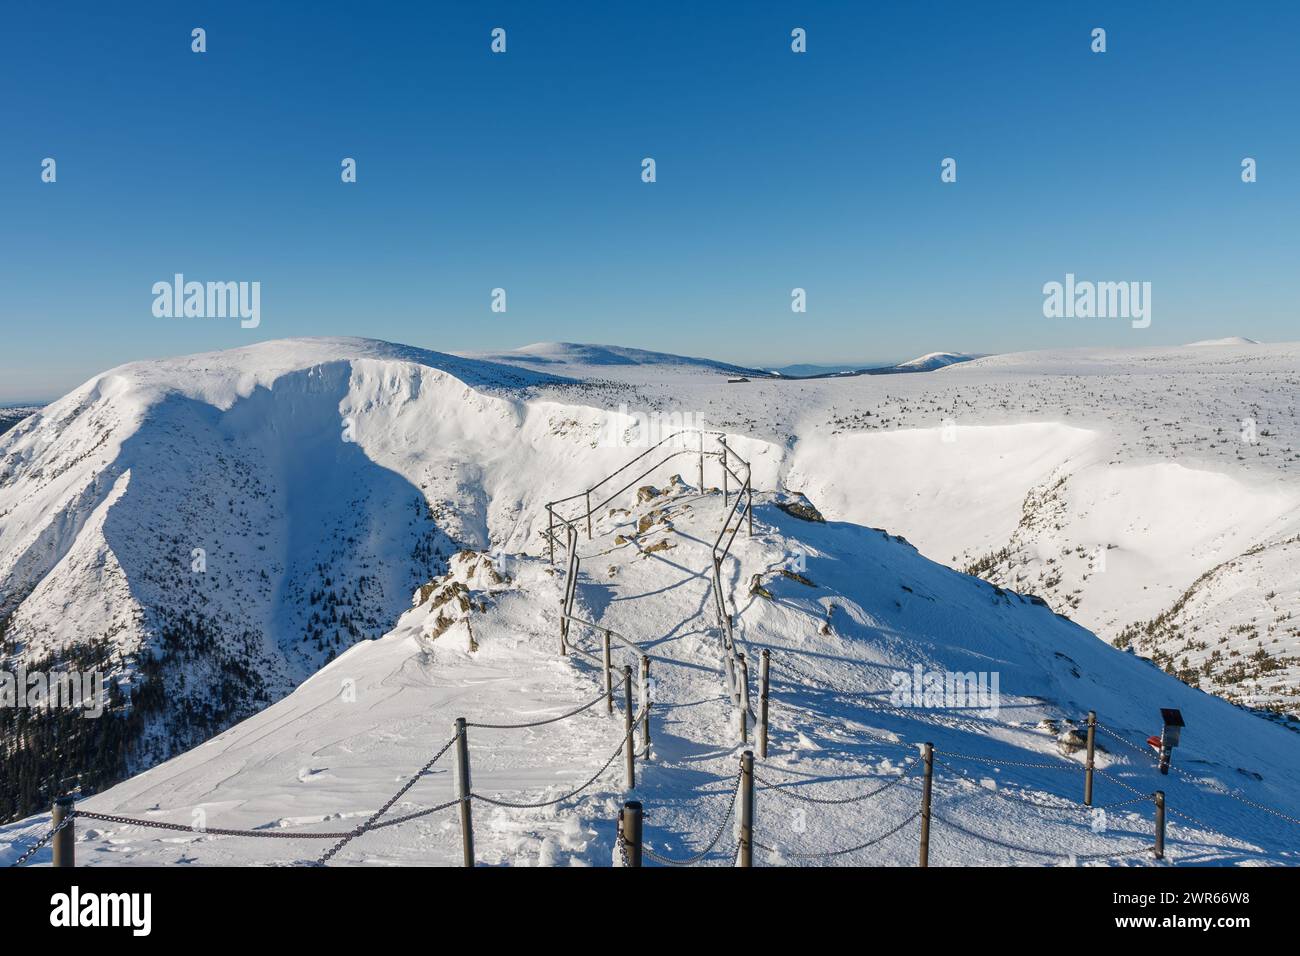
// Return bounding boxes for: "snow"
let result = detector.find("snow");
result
[4,481,1297,866]
[895,351,979,371]
[3,335,1300,866]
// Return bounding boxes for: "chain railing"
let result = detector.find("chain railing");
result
[13,429,1297,869]
[543,427,754,738]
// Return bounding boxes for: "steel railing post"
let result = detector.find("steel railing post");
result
[52,796,75,868]
[455,718,474,867]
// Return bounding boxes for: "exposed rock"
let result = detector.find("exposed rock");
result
[637,510,666,535]
[636,485,662,503]
[780,569,817,588]
[775,492,825,523]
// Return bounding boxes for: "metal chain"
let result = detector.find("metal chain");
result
[1165,804,1217,832]
[316,730,460,865]
[1168,768,1300,827]
[77,810,353,839]
[471,707,644,810]
[1095,722,1300,827]
[7,814,74,868]
[465,688,609,730]
[755,810,920,860]
[641,764,743,866]
[1095,767,1154,798]
[771,655,834,688]
[368,799,459,830]
[930,811,1152,862]
[755,758,920,805]
[933,748,1081,772]
[1092,793,1157,811]
[616,821,630,868]
[935,758,1153,815]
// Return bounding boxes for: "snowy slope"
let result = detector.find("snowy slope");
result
[0,338,672,813]
[895,351,979,371]
[3,480,1296,866]
[459,342,766,379]
[3,336,1299,836]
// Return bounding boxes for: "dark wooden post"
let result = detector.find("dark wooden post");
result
[919,742,934,867]
[1084,710,1097,806]
[1154,791,1166,860]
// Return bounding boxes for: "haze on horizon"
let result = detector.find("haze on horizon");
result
[2,1,1296,403]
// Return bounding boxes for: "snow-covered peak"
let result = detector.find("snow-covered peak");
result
[1184,336,1262,347]
[895,351,979,371]
[459,342,763,377]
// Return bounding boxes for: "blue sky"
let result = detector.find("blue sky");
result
[1,1,1296,401]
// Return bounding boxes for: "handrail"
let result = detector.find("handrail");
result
[541,427,755,730]
[562,612,643,658]
[549,429,720,507]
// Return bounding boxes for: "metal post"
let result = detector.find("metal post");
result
[739,751,754,867]
[603,631,613,715]
[722,442,728,503]
[640,655,651,759]
[1154,791,1166,860]
[1084,710,1096,806]
[547,505,554,565]
[759,649,770,758]
[738,653,749,744]
[919,742,934,867]
[698,432,704,491]
[454,717,474,867]
[747,483,753,536]
[52,796,75,868]
[621,801,643,867]
[586,490,592,540]
[623,665,635,790]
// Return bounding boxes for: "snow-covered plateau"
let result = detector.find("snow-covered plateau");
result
[2,336,1298,866]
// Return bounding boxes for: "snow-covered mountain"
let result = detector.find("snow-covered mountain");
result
[3,478,1297,866]
[895,351,979,371]
[3,336,1299,844]
[459,342,766,378]
[0,406,41,438]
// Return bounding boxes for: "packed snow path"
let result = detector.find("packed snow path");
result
[5,465,1300,866]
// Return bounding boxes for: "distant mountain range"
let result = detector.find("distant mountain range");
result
[765,351,982,378]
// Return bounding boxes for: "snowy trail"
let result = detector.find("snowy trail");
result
[6,465,1300,866]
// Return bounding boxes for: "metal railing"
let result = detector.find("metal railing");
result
[542,428,754,734]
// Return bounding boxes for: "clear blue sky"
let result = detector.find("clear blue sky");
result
[1,1,1296,401]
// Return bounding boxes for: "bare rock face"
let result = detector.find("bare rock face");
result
[412,551,511,651]
[775,492,825,523]
[635,485,662,504]
[637,509,668,535]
